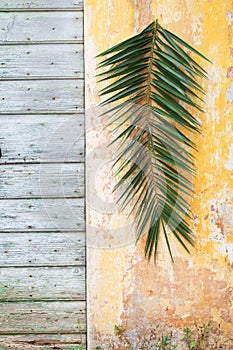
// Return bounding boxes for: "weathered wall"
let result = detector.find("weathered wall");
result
[85,0,233,348]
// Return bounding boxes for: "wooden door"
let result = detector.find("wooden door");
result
[0,1,85,349]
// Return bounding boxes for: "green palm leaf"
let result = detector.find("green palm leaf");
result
[97,20,209,261]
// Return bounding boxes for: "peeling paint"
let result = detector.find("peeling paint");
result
[85,0,233,347]
[226,81,233,103]
[227,66,233,78]
[226,10,232,19]
[225,144,233,170]
[230,47,233,58]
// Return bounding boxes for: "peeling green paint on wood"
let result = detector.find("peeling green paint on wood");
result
[0,0,85,346]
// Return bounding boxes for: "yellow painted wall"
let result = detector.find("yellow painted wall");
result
[85,0,233,347]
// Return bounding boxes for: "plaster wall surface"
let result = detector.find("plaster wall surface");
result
[85,0,233,348]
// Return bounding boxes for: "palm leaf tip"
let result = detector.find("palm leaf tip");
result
[97,20,209,262]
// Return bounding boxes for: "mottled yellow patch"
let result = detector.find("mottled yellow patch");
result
[85,0,233,346]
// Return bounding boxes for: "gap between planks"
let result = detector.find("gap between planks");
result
[0,332,86,335]
[0,110,84,115]
[0,161,84,166]
[0,196,84,200]
[0,299,86,302]
[0,9,83,12]
[0,41,83,45]
[0,265,85,269]
[0,162,84,166]
[0,229,85,233]
[0,77,84,81]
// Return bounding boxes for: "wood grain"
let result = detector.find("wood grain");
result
[0,0,83,10]
[0,334,85,350]
[0,266,85,300]
[0,301,86,334]
[0,115,84,164]
[0,80,83,113]
[0,44,83,79]
[0,232,85,266]
[0,0,86,342]
[0,333,86,349]
[0,198,84,231]
[0,12,83,43]
[0,163,84,198]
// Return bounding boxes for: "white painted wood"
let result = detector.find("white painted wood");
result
[0,12,83,43]
[0,266,85,300]
[0,115,84,163]
[0,198,84,231]
[0,80,83,113]
[0,232,85,266]
[0,301,86,333]
[0,0,86,342]
[0,44,83,79]
[0,0,83,9]
[0,163,84,198]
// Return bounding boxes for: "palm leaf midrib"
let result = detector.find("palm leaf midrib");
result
[145,19,158,105]
[97,20,209,261]
[135,19,164,215]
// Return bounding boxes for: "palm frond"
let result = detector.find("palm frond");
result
[97,20,209,262]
